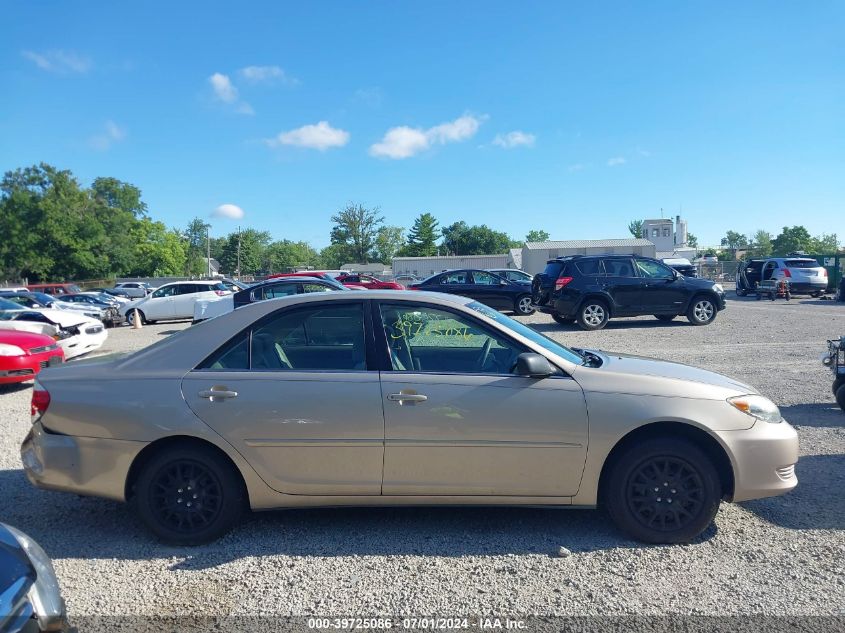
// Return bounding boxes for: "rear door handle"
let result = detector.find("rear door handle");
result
[198,388,238,400]
[387,392,428,403]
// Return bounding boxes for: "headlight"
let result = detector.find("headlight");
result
[713,283,724,292]
[0,343,26,356]
[728,395,782,423]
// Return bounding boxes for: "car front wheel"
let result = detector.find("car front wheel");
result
[577,300,609,330]
[131,443,246,545]
[687,297,717,325]
[126,309,146,325]
[836,384,845,412]
[604,437,721,543]
[514,295,535,316]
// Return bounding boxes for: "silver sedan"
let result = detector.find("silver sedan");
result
[21,291,798,545]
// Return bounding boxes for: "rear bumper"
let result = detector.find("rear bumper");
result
[719,419,799,502]
[21,421,146,502]
[783,281,827,294]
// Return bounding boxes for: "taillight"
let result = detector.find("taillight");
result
[822,268,828,277]
[783,269,792,278]
[409,286,420,290]
[554,276,574,291]
[31,382,50,420]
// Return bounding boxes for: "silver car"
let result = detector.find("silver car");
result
[21,291,797,545]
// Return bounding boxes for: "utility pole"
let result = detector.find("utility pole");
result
[206,225,211,278]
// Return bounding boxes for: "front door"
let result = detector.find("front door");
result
[376,301,588,497]
[182,301,385,495]
[468,271,511,309]
[144,285,177,320]
[634,259,689,313]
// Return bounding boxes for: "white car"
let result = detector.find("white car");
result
[119,281,231,324]
[113,282,154,298]
[0,300,107,359]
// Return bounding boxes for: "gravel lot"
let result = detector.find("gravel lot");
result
[1,295,844,620]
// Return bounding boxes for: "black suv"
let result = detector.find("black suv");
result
[531,255,726,330]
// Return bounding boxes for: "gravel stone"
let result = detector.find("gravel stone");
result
[0,295,843,618]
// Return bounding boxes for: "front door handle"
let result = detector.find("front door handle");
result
[198,388,238,401]
[387,392,428,404]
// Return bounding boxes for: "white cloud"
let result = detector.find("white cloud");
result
[212,204,245,220]
[607,156,627,166]
[239,65,297,85]
[492,130,536,149]
[22,49,91,74]
[88,120,126,151]
[370,114,484,159]
[209,72,238,102]
[208,72,253,114]
[568,163,585,172]
[266,121,350,151]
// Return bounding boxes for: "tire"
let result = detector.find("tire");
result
[576,299,609,331]
[833,377,845,397]
[603,437,721,544]
[126,309,146,325]
[131,443,246,545]
[736,287,747,297]
[551,313,574,325]
[514,295,535,316]
[654,315,675,322]
[837,384,845,412]
[756,293,762,301]
[687,296,717,325]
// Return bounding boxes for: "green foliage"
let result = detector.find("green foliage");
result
[374,226,405,264]
[330,203,384,263]
[627,220,644,239]
[129,219,186,276]
[525,229,550,243]
[264,240,321,273]
[403,213,440,257]
[441,221,516,255]
[686,233,699,248]
[720,230,748,249]
[772,226,813,255]
[319,243,352,269]
[811,233,839,253]
[218,229,272,276]
[747,230,773,257]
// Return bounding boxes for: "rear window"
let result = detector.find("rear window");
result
[784,259,819,268]
[543,261,565,278]
[575,259,602,275]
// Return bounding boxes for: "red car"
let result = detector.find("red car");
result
[0,330,65,384]
[335,273,404,290]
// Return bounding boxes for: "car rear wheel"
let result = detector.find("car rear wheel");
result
[131,444,245,545]
[654,314,675,322]
[836,385,845,412]
[514,295,535,316]
[687,296,717,325]
[577,300,609,331]
[551,313,574,325]
[736,287,747,297]
[811,291,823,298]
[604,437,721,543]
[833,377,845,397]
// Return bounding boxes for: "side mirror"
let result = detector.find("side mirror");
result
[515,353,555,378]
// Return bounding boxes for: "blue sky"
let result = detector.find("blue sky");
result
[2,1,843,248]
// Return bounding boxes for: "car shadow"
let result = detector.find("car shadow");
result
[740,454,845,530]
[0,382,32,395]
[529,319,688,334]
[779,403,843,428]
[0,468,717,566]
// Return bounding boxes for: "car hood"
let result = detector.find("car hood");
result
[21,309,96,328]
[572,350,757,399]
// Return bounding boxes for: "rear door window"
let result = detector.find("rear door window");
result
[602,258,637,277]
[575,259,602,275]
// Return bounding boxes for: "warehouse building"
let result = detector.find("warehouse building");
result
[520,238,656,274]
[392,254,511,278]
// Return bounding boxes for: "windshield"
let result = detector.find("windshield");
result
[0,298,24,311]
[466,301,584,365]
[785,259,819,268]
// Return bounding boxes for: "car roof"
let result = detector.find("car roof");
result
[250,276,330,287]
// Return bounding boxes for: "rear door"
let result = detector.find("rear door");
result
[375,300,588,496]
[599,257,643,314]
[182,300,385,495]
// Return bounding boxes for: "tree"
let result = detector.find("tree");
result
[627,220,644,239]
[129,219,186,276]
[319,243,351,269]
[441,222,516,255]
[264,240,321,273]
[403,213,440,257]
[374,226,405,264]
[329,203,384,263]
[810,233,839,253]
[90,177,151,276]
[525,229,550,243]
[687,233,699,248]
[720,230,748,249]
[183,217,211,276]
[747,230,773,257]
[772,226,813,255]
[218,228,271,276]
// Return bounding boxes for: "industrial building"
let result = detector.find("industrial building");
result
[392,254,510,278]
[519,238,656,274]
